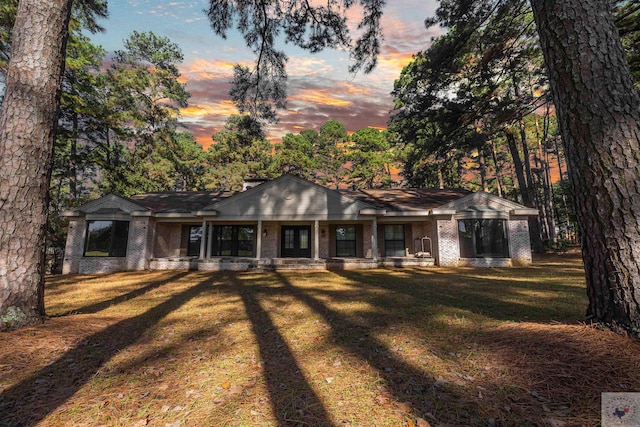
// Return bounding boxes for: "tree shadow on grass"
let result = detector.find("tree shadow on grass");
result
[330,268,586,323]
[0,275,215,427]
[229,272,484,425]
[225,273,337,427]
[50,271,192,316]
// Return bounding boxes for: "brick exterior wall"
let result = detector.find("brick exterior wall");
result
[63,216,156,274]
[437,216,533,267]
[154,223,182,258]
[362,223,373,258]
[458,258,512,267]
[149,258,198,270]
[409,221,434,256]
[509,218,532,265]
[126,217,152,271]
[62,217,86,274]
[436,218,459,266]
[80,257,127,274]
[319,225,329,258]
[261,223,278,258]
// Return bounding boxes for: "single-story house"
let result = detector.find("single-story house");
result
[61,174,538,274]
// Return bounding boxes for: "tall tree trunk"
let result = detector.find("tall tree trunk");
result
[70,111,78,202]
[0,0,72,330]
[505,128,545,253]
[489,140,503,198]
[537,114,557,241]
[478,144,488,192]
[532,0,640,333]
[552,124,573,239]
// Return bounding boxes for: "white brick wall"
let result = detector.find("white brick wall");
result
[80,257,127,274]
[149,258,198,270]
[62,218,85,274]
[127,217,152,271]
[436,218,459,266]
[509,218,532,265]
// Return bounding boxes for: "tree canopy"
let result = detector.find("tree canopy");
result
[206,0,385,121]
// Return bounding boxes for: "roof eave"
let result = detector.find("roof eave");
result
[194,210,219,217]
[511,208,539,216]
[359,208,387,216]
[430,209,457,216]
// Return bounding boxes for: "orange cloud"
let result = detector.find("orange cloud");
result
[289,89,352,107]
[180,100,238,120]
[181,58,244,81]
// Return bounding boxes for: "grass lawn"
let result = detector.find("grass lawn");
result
[2,252,640,426]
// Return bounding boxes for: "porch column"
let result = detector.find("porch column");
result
[314,220,320,260]
[199,219,206,260]
[256,219,262,260]
[371,217,378,262]
[206,221,213,258]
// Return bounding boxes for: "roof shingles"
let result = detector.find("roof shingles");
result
[128,191,238,213]
[338,188,471,211]
[124,187,471,214]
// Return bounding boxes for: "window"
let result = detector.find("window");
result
[211,225,255,257]
[458,219,509,258]
[384,224,405,257]
[84,220,129,257]
[187,226,202,257]
[336,225,357,257]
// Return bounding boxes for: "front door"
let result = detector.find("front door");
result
[281,226,312,258]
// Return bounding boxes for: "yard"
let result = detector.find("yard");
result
[1,252,640,426]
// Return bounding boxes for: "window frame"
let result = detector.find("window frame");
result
[335,225,357,258]
[210,225,255,257]
[384,224,405,257]
[84,220,130,257]
[457,218,510,258]
[186,225,203,257]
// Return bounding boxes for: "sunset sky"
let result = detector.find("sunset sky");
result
[89,0,441,147]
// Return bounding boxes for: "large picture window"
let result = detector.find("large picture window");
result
[336,225,357,257]
[211,225,254,257]
[84,220,129,257]
[384,224,405,257]
[458,219,509,258]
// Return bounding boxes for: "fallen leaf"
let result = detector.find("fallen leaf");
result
[374,393,392,406]
[326,377,334,384]
[407,419,417,427]
[221,381,231,389]
[416,418,432,427]
[394,401,412,414]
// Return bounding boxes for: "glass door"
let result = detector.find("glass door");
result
[281,226,312,258]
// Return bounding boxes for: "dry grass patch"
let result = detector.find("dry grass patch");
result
[2,252,640,426]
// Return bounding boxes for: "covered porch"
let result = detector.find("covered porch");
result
[149,218,437,272]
